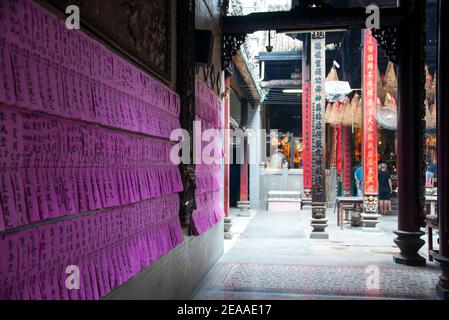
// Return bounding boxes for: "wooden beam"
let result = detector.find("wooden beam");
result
[223,7,404,34]
[230,76,245,99]
[231,53,261,105]
[258,51,302,61]
[261,79,301,89]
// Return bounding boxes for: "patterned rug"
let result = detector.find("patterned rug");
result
[195,262,440,300]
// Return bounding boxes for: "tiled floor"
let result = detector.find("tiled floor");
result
[193,207,441,300]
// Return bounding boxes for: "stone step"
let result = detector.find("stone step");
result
[268,191,302,199]
[267,197,302,213]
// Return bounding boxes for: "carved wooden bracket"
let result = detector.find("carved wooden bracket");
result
[372,27,399,64]
[222,33,247,71]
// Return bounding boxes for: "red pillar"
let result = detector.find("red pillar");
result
[361,29,380,230]
[302,33,312,200]
[342,126,352,196]
[302,81,312,198]
[237,99,250,215]
[239,143,249,202]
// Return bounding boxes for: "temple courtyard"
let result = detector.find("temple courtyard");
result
[193,208,440,300]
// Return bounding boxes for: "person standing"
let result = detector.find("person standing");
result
[378,163,393,215]
[426,162,434,187]
[426,160,437,187]
[354,162,363,197]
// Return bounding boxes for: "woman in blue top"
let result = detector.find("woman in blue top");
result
[354,162,363,197]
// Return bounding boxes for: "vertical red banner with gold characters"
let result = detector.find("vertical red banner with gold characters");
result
[362,29,378,195]
[302,81,312,192]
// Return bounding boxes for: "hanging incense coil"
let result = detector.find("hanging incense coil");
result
[384,93,397,112]
[376,93,398,130]
[430,103,437,129]
[426,100,437,130]
[425,65,433,100]
[354,95,363,128]
[352,93,361,108]
[324,102,332,124]
[425,99,431,129]
[342,96,354,127]
[425,66,436,102]
[433,72,437,97]
[329,101,343,127]
[377,68,386,103]
[377,97,383,110]
[384,61,397,96]
[326,66,339,82]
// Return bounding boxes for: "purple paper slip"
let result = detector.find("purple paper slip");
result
[0,171,18,229]
[43,168,60,219]
[13,193,181,296]
[11,44,34,110]
[0,0,190,299]
[0,233,8,293]
[0,38,16,105]
[31,1,46,56]
[11,170,29,226]
[2,5,182,138]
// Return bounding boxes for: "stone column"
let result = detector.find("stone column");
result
[249,106,262,210]
[435,0,449,300]
[310,32,328,239]
[393,0,427,266]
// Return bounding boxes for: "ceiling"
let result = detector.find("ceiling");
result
[291,0,399,8]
